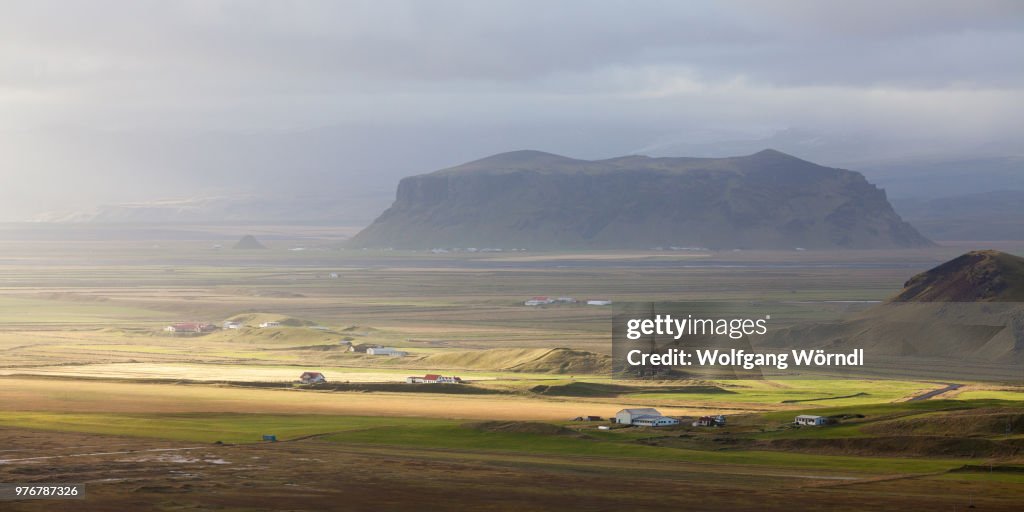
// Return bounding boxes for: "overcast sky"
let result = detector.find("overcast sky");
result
[1,0,1022,219]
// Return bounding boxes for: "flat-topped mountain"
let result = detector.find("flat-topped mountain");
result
[891,250,1024,302]
[350,149,933,250]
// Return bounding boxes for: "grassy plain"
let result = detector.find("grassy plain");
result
[0,231,1022,510]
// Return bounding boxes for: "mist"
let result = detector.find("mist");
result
[1,0,1022,221]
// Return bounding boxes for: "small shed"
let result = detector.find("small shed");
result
[366,347,408,357]
[795,414,827,426]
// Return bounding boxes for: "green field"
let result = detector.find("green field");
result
[626,378,936,407]
[0,411,974,474]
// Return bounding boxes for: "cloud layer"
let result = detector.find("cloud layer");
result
[1,1,1022,218]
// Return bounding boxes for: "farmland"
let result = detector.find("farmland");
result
[0,231,1022,510]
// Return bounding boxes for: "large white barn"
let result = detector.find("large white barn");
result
[614,408,680,427]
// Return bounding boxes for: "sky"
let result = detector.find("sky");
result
[1,0,1022,219]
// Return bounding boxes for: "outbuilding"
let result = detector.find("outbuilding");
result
[795,414,827,426]
[615,408,679,427]
[164,322,216,334]
[692,415,727,427]
[366,347,408,357]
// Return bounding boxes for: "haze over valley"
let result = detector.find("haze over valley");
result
[2,3,1023,511]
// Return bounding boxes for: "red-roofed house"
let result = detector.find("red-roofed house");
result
[406,374,462,384]
[299,371,326,384]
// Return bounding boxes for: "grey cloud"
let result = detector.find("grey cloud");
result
[0,0,1021,220]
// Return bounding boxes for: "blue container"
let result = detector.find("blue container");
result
[262,434,277,442]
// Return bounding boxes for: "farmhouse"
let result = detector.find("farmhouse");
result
[614,408,679,427]
[366,347,408,357]
[223,321,241,329]
[164,322,216,334]
[795,414,828,426]
[587,299,612,306]
[299,371,326,384]
[406,374,462,384]
[259,321,281,328]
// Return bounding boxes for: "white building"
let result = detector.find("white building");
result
[615,408,679,427]
[795,415,827,426]
[223,321,241,330]
[366,347,408,357]
[259,321,281,328]
[633,416,681,427]
[524,296,556,306]
[164,322,215,333]
[587,299,612,306]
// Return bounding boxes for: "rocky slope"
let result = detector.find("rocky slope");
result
[351,149,932,250]
[892,250,1024,302]
[764,250,1024,373]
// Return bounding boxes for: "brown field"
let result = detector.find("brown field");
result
[0,363,500,383]
[2,427,1022,512]
[0,377,709,419]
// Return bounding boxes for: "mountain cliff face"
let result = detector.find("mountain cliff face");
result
[350,149,933,250]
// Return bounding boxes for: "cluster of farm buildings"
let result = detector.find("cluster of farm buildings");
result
[610,409,724,427]
[610,408,828,428]
[296,372,463,385]
[162,320,287,333]
[163,319,418,361]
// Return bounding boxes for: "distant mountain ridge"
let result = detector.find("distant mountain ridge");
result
[351,149,933,250]
[29,193,392,226]
[893,191,1024,241]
